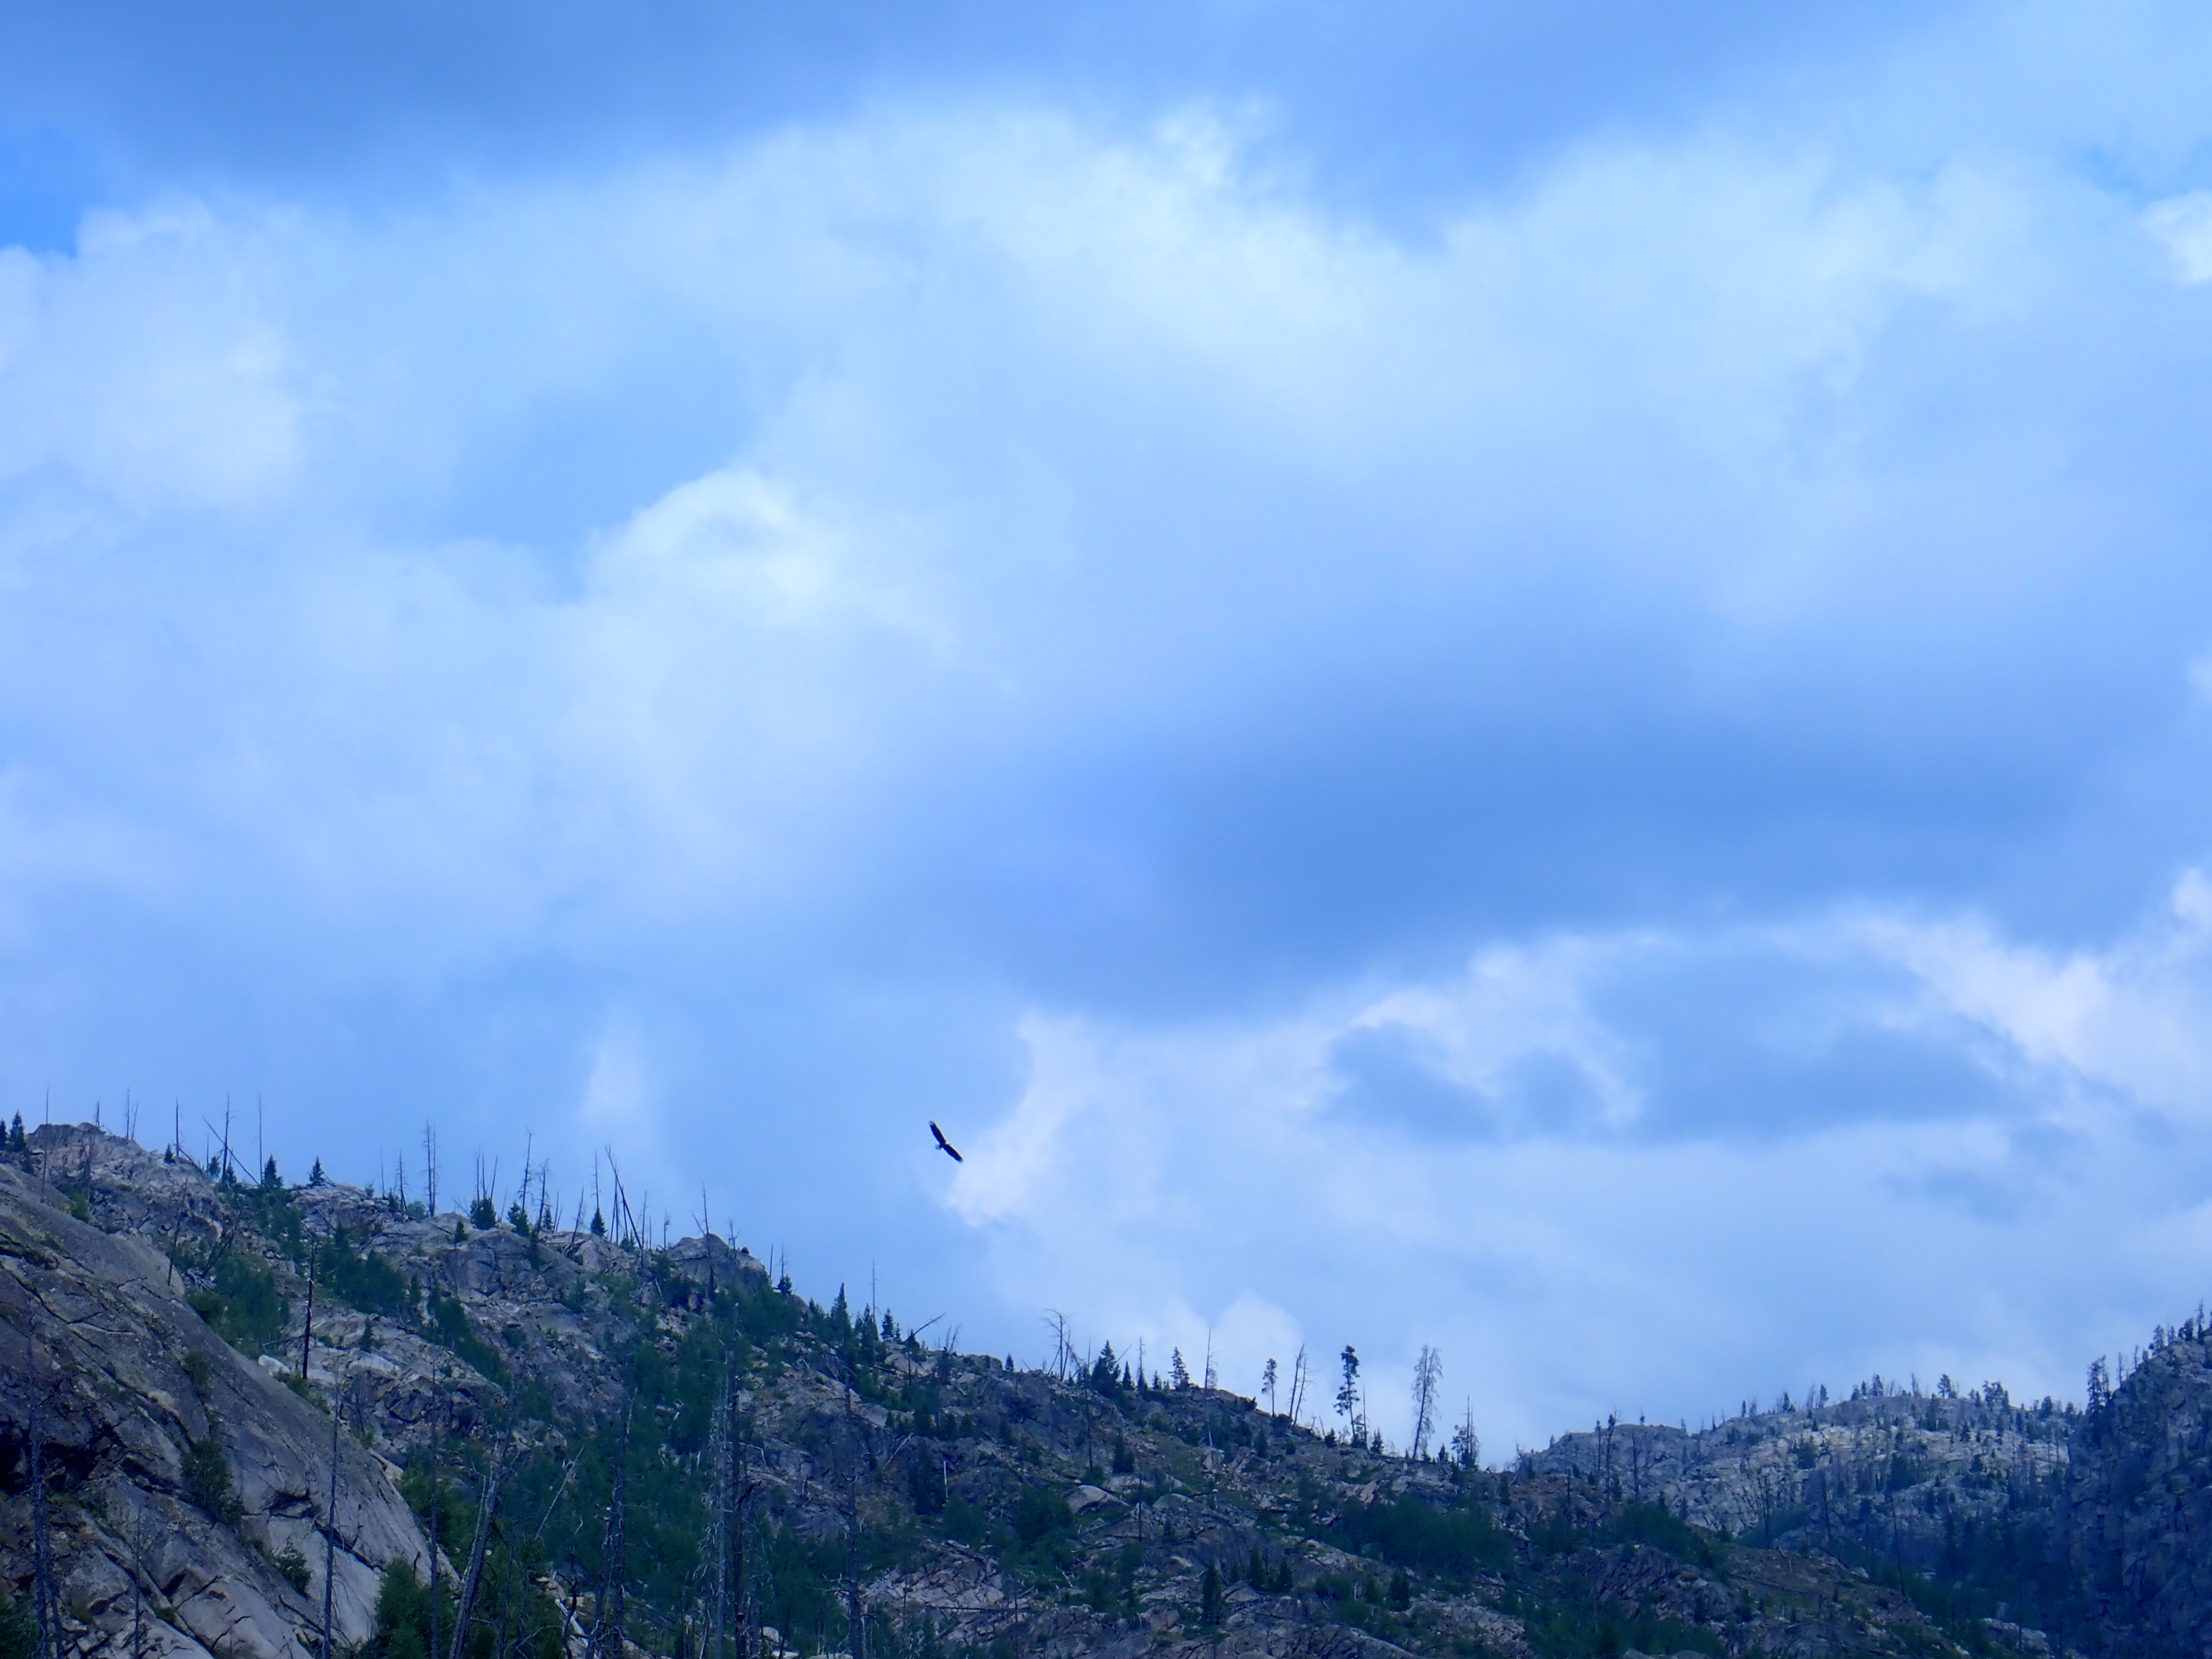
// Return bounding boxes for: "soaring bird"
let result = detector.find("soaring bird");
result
[930,1121,963,1162]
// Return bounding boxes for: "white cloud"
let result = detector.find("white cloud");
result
[941,890,2212,1449]
[2146,191,2212,284]
[1863,874,2212,1121]
[0,204,301,509]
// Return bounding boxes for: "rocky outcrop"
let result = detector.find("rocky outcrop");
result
[1531,1390,2073,1568]
[0,1160,429,1659]
[2065,1326,2212,1658]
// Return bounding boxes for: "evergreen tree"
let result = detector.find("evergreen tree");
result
[1336,1345,1362,1433]
[262,1156,282,1189]
[309,1157,327,1186]
[1451,1402,1480,1469]
[1171,1348,1191,1389]
[182,1434,243,1522]
[1199,1563,1224,1631]
[590,1208,607,1237]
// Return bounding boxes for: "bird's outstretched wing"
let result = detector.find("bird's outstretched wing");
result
[930,1121,964,1162]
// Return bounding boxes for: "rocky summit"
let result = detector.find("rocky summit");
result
[4,1124,2211,1659]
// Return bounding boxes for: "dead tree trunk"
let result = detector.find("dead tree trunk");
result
[429,1406,444,1659]
[448,1442,508,1659]
[711,1365,733,1659]
[322,1391,343,1659]
[302,1253,317,1381]
[27,1327,60,1659]
[844,1485,866,1659]
[592,1400,632,1659]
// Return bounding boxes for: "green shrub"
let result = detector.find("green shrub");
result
[276,1543,312,1593]
[944,1491,987,1545]
[1013,1486,1072,1547]
[183,1433,243,1522]
[909,1451,947,1514]
[1605,1501,1719,1567]
[369,1559,438,1659]
[315,1228,416,1319]
[424,1292,508,1384]
[1327,1494,1510,1579]
[0,1586,36,1659]
[190,1253,288,1354]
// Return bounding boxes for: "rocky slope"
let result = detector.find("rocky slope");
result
[0,1155,430,1659]
[2060,1319,2212,1659]
[1531,1388,2073,1569]
[0,1123,2204,1659]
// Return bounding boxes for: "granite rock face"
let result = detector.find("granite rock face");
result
[2064,1327,2212,1658]
[0,1158,430,1659]
[1530,1389,2072,1568]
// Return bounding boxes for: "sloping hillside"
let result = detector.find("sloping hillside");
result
[0,1124,2197,1659]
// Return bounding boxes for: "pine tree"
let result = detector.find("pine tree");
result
[1335,1345,1362,1433]
[1451,1400,1480,1470]
[1170,1348,1191,1389]
[1199,1563,1224,1631]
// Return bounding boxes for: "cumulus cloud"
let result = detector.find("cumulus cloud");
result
[945,892,2212,1451]
[0,205,299,508]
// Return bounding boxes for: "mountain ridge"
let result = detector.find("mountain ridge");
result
[3,1123,2208,1659]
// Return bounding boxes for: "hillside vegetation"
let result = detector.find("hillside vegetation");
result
[2,1124,2208,1659]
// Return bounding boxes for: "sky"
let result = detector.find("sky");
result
[5,0,2212,1454]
